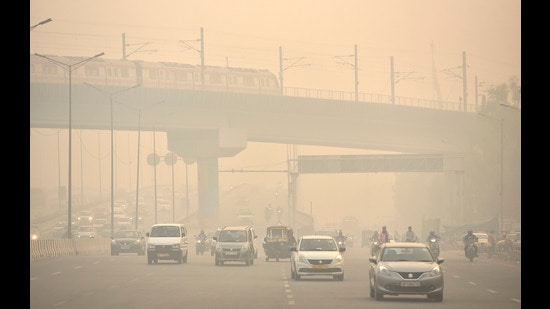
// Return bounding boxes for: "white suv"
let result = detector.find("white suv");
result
[146,224,189,264]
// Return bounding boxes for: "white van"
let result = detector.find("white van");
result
[146,223,189,264]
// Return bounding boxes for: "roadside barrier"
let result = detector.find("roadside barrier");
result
[30,238,111,261]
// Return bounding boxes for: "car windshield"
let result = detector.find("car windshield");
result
[299,238,337,251]
[150,226,180,237]
[219,230,247,242]
[115,231,139,238]
[381,247,433,262]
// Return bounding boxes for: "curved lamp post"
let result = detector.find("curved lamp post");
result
[34,52,104,238]
[83,82,140,238]
[30,18,52,31]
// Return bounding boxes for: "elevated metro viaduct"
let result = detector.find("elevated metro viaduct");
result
[30,83,521,228]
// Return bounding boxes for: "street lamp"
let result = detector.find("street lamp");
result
[83,82,140,238]
[35,52,104,239]
[30,18,52,31]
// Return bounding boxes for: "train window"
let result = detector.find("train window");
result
[210,73,222,84]
[85,66,100,77]
[148,70,158,80]
[175,71,188,81]
[165,71,173,81]
[243,76,255,86]
[42,63,58,74]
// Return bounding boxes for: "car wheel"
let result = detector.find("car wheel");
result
[265,257,269,262]
[215,256,220,266]
[369,283,375,298]
[295,273,301,280]
[291,267,295,279]
[333,273,344,281]
[183,252,188,263]
[177,255,183,264]
[154,258,158,264]
[111,251,115,256]
[147,256,153,264]
[374,280,383,301]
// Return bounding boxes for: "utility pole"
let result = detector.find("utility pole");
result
[334,45,359,102]
[180,27,205,88]
[462,51,467,112]
[122,33,156,60]
[279,46,309,95]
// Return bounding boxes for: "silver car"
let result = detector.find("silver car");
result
[290,235,346,281]
[368,242,444,302]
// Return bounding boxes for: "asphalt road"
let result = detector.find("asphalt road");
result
[30,245,520,309]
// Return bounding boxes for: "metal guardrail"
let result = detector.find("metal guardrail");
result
[283,87,475,113]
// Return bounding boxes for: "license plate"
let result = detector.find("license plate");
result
[312,264,328,269]
[401,281,420,287]
[225,251,239,256]
[158,253,169,257]
[120,245,130,249]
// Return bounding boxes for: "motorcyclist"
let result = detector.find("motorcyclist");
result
[288,229,297,247]
[197,230,207,242]
[426,231,440,242]
[404,226,418,242]
[335,230,347,246]
[463,230,479,257]
[378,226,391,244]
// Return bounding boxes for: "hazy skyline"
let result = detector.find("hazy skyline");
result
[30,0,520,102]
[30,0,520,230]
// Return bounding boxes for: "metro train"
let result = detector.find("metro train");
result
[30,54,281,95]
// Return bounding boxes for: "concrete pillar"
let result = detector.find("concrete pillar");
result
[166,128,247,226]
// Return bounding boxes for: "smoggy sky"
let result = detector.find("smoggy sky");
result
[30,0,520,102]
[30,0,521,230]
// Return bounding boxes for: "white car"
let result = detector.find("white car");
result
[290,235,346,281]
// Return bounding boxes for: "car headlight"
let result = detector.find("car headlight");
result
[378,265,392,277]
[426,266,442,277]
[171,244,180,249]
[333,254,343,263]
[241,244,249,252]
[148,244,156,249]
[297,254,308,264]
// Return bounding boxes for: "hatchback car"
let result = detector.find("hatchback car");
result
[213,226,257,266]
[111,230,146,255]
[368,242,444,302]
[290,235,346,281]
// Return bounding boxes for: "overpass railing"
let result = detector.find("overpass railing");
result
[283,87,474,112]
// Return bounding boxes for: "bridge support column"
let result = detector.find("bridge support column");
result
[166,128,247,226]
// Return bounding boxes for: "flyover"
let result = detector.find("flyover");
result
[30,82,521,228]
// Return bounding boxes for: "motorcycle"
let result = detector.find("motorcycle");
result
[465,241,477,262]
[335,236,347,250]
[428,237,440,258]
[196,238,207,255]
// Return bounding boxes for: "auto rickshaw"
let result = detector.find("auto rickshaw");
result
[263,225,293,261]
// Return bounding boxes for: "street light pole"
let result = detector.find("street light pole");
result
[83,82,140,237]
[30,18,52,31]
[35,52,104,239]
